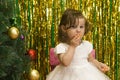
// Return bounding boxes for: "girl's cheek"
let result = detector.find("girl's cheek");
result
[69,35,75,40]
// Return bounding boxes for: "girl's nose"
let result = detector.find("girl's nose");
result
[76,27,81,32]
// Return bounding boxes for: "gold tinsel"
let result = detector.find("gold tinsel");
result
[18,0,120,80]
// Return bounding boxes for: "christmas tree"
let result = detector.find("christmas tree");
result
[0,0,31,80]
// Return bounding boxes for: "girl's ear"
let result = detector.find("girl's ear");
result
[61,25,66,33]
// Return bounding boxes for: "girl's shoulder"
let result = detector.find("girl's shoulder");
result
[82,40,92,44]
[54,43,68,54]
[82,40,93,53]
[56,43,69,48]
[82,40,93,46]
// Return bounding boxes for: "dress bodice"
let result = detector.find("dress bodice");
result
[54,41,93,66]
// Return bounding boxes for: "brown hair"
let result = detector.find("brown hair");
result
[58,8,91,43]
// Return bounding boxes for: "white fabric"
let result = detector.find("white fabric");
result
[46,40,110,80]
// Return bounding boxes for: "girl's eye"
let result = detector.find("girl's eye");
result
[80,26,84,28]
[70,26,77,28]
[70,25,84,29]
[73,26,77,28]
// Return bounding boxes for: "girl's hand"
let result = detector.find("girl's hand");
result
[70,33,82,47]
[97,62,110,73]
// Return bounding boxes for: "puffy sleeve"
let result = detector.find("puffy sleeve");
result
[83,41,93,54]
[88,41,93,54]
[54,43,68,54]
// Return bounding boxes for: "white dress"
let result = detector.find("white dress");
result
[46,41,111,80]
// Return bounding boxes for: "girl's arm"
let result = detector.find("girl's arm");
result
[88,53,110,73]
[58,33,81,66]
[58,45,76,66]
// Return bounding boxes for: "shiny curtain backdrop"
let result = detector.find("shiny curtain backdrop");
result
[16,0,120,80]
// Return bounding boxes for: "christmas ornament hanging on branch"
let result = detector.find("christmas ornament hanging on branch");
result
[27,49,36,60]
[8,27,19,39]
[20,34,25,40]
[29,69,40,80]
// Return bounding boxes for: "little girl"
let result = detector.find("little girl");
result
[46,8,111,80]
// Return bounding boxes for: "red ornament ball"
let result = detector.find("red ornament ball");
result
[28,49,36,60]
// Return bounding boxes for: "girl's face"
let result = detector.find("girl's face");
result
[66,18,85,40]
